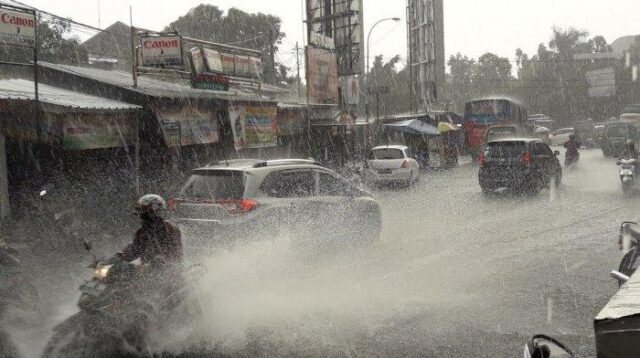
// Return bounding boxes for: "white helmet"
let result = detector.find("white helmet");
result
[134,194,166,215]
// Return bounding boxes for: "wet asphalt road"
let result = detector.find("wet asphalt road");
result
[170,147,634,358]
[15,148,636,358]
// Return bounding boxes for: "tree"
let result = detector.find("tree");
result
[474,53,512,83]
[165,5,286,83]
[549,26,589,60]
[366,55,410,115]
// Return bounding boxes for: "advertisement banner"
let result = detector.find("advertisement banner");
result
[202,47,223,73]
[221,53,235,76]
[586,67,617,97]
[140,36,183,67]
[189,47,206,75]
[235,55,251,78]
[156,107,220,147]
[191,73,230,91]
[0,9,35,48]
[62,114,135,150]
[276,109,305,136]
[306,47,339,104]
[249,56,263,79]
[340,76,360,105]
[228,105,277,150]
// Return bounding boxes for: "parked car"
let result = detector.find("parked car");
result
[170,159,382,255]
[602,122,637,157]
[363,145,420,186]
[478,138,562,195]
[549,128,574,146]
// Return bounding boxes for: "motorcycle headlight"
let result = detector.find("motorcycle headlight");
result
[94,264,112,279]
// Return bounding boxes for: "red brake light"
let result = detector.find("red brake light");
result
[215,199,258,214]
[522,151,532,165]
[478,154,486,166]
[238,199,258,213]
[401,160,409,168]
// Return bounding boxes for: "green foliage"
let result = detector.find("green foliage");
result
[366,55,410,115]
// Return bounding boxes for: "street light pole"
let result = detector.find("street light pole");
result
[365,17,400,122]
[366,17,401,76]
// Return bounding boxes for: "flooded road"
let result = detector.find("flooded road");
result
[13,149,633,358]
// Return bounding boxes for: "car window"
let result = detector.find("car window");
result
[369,148,404,160]
[259,170,315,198]
[318,172,352,197]
[531,143,553,156]
[180,170,245,200]
[485,141,526,159]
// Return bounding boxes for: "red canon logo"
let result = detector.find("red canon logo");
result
[143,39,179,49]
[1,13,34,28]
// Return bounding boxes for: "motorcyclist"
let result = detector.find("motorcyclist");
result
[116,194,183,265]
[563,134,580,155]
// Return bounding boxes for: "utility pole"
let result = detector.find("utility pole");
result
[268,29,276,85]
[295,41,302,103]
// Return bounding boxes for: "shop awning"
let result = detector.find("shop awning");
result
[384,119,439,136]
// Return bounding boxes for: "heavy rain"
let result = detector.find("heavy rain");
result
[0,0,639,357]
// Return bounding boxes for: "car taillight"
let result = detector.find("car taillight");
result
[522,151,532,166]
[401,160,409,168]
[478,154,486,166]
[215,199,258,214]
[167,198,184,212]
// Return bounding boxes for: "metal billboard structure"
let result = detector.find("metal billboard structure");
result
[407,0,445,112]
[306,0,364,77]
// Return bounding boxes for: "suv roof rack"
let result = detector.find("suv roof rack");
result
[205,159,262,168]
[252,159,320,168]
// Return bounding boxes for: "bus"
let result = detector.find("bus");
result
[463,97,530,157]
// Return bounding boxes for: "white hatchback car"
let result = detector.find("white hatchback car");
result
[364,145,420,186]
[549,128,574,146]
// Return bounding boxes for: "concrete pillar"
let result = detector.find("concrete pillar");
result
[0,133,10,218]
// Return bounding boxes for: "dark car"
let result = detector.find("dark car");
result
[478,138,562,194]
[602,122,635,157]
[574,122,596,148]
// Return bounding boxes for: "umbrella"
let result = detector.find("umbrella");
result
[437,122,460,134]
[384,119,439,136]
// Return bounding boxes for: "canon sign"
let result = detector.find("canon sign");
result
[0,9,35,48]
[140,35,183,67]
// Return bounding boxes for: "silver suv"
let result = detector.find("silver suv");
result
[170,159,382,253]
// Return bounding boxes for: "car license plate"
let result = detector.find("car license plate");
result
[378,169,392,174]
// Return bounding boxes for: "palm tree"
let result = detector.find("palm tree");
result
[549,26,589,60]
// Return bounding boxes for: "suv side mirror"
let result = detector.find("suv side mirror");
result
[525,335,574,358]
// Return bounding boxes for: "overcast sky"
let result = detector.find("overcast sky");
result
[14,0,640,71]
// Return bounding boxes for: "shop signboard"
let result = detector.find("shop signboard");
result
[155,106,220,147]
[189,47,206,75]
[586,67,617,97]
[221,53,235,76]
[191,73,230,91]
[235,55,251,78]
[248,56,263,79]
[140,35,183,67]
[228,105,277,150]
[202,47,223,73]
[306,46,339,104]
[276,108,305,136]
[62,114,135,150]
[0,9,35,48]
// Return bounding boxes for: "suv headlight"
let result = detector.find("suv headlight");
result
[94,264,112,279]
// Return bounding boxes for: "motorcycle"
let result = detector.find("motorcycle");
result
[564,150,580,168]
[42,240,201,358]
[617,158,637,194]
[524,335,574,358]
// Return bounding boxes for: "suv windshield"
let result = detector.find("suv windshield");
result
[369,148,404,160]
[485,141,526,159]
[180,170,245,200]
[606,124,629,138]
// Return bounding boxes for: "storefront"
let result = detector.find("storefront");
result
[0,78,141,217]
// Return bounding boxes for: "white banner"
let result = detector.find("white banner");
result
[140,36,183,67]
[341,76,359,105]
[586,67,616,97]
[0,9,35,48]
[202,47,223,73]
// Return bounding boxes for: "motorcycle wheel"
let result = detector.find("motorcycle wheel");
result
[41,312,137,358]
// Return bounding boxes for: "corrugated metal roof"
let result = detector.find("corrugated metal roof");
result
[0,78,141,111]
[40,62,273,102]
